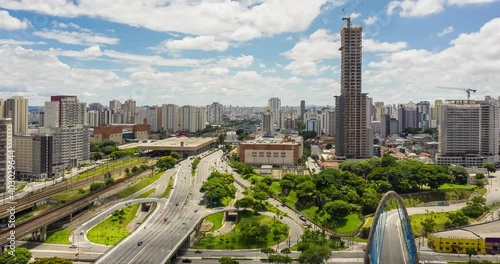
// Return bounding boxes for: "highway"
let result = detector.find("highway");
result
[95,151,223,264]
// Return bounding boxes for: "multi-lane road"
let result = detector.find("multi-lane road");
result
[95,151,222,264]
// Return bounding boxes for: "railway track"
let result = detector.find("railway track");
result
[0,157,155,219]
[0,167,153,244]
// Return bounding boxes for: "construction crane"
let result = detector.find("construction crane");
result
[342,0,364,27]
[436,86,477,101]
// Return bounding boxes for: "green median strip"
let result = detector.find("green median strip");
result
[119,170,165,198]
[87,204,139,246]
[136,188,155,198]
[161,177,174,198]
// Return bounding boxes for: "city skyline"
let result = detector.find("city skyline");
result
[0,1,499,106]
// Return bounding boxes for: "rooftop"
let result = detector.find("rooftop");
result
[137,137,217,151]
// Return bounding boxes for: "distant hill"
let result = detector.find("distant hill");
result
[28,106,43,112]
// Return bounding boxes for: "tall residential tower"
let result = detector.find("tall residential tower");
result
[335,24,372,159]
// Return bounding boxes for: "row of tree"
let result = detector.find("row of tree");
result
[90,140,139,160]
[0,248,72,264]
[192,157,201,175]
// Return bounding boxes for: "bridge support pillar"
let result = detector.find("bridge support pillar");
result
[31,230,38,241]
[69,213,73,222]
[40,226,47,242]
[30,226,47,242]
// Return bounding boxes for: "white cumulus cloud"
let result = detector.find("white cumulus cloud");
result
[162,36,229,52]
[34,29,119,46]
[437,26,455,37]
[0,10,29,30]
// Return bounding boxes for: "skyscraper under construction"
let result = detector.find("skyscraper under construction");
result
[335,23,372,159]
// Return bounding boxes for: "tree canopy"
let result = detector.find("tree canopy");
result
[0,248,32,264]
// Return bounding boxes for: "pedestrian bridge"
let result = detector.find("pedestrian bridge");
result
[364,191,419,264]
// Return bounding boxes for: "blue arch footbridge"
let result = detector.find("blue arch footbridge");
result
[365,191,419,264]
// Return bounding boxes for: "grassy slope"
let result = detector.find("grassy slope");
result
[205,212,224,232]
[44,229,73,245]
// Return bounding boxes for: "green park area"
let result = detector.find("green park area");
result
[204,212,224,232]
[229,156,489,237]
[410,211,450,236]
[194,210,289,249]
[44,229,73,244]
[410,196,490,236]
[336,213,364,234]
[87,204,139,245]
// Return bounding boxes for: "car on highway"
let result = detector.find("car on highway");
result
[182,259,192,263]
[137,241,143,246]
[194,250,202,253]
[80,231,84,235]
[299,215,307,221]
[194,209,198,213]
[164,217,168,222]
[175,202,179,206]
[70,244,77,248]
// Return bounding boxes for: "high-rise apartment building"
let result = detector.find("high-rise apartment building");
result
[5,96,28,135]
[478,97,500,160]
[207,102,224,125]
[373,102,385,122]
[300,100,306,122]
[0,99,5,118]
[161,104,179,134]
[397,104,418,133]
[147,105,162,132]
[268,97,281,131]
[334,24,372,159]
[44,96,86,127]
[262,107,272,133]
[88,102,104,112]
[179,105,206,133]
[109,99,121,111]
[123,99,136,124]
[39,126,90,170]
[437,101,481,166]
[42,96,89,171]
[12,135,53,181]
[416,101,431,129]
[0,118,12,192]
[87,110,101,127]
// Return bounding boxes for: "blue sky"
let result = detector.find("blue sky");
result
[0,0,499,107]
